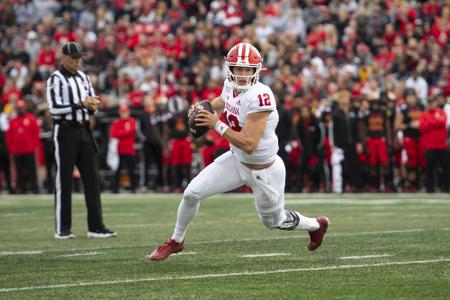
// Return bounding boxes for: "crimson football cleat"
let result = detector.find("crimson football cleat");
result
[148,239,184,261]
[307,216,329,251]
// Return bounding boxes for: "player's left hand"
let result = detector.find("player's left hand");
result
[195,108,219,129]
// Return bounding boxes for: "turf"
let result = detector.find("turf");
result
[0,193,449,299]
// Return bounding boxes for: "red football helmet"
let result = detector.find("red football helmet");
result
[225,42,263,90]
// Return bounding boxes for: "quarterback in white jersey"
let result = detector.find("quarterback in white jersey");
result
[148,42,329,261]
[220,78,279,165]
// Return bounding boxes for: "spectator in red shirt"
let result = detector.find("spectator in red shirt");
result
[53,24,77,44]
[430,14,450,47]
[161,34,183,60]
[422,0,441,19]
[1,79,23,105]
[5,100,40,193]
[383,23,397,49]
[373,44,395,71]
[126,87,146,108]
[200,81,222,101]
[419,97,449,192]
[0,72,5,94]
[109,104,138,193]
[36,37,56,78]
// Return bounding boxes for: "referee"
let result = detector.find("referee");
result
[47,42,116,239]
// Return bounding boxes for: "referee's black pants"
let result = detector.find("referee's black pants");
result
[53,122,104,234]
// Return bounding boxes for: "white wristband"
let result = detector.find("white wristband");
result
[214,120,229,136]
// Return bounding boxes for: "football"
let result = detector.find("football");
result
[188,100,214,138]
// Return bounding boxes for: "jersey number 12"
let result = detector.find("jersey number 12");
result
[258,93,271,106]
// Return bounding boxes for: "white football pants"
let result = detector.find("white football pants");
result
[172,151,287,242]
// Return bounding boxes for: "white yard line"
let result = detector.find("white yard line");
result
[286,199,401,205]
[408,214,450,218]
[241,253,290,258]
[366,212,397,217]
[0,222,174,233]
[0,193,183,202]
[0,228,41,233]
[0,214,53,219]
[340,254,393,260]
[1,258,449,293]
[0,251,43,256]
[285,199,450,205]
[1,212,40,217]
[1,193,449,203]
[284,194,450,200]
[58,252,102,257]
[115,223,173,228]
[104,213,138,217]
[427,199,450,204]
[173,252,197,256]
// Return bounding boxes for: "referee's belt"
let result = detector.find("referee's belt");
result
[54,120,89,128]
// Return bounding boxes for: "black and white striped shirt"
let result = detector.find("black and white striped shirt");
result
[46,67,96,122]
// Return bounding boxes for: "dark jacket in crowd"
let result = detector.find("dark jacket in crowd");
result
[297,117,323,155]
[139,111,162,147]
[276,104,293,146]
[332,108,360,149]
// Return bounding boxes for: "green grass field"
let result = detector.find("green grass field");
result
[1,193,450,299]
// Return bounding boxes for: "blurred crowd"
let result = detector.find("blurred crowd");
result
[0,0,449,194]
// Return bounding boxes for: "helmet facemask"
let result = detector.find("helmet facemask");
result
[224,43,263,91]
[225,63,262,91]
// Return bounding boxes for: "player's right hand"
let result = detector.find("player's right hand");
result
[188,103,200,118]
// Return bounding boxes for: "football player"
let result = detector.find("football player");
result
[394,89,424,191]
[360,94,393,192]
[148,43,329,261]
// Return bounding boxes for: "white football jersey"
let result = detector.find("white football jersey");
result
[220,79,279,164]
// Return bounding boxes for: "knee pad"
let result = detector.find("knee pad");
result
[182,186,204,206]
[258,208,285,229]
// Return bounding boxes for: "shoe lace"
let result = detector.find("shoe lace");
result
[158,240,174,251]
